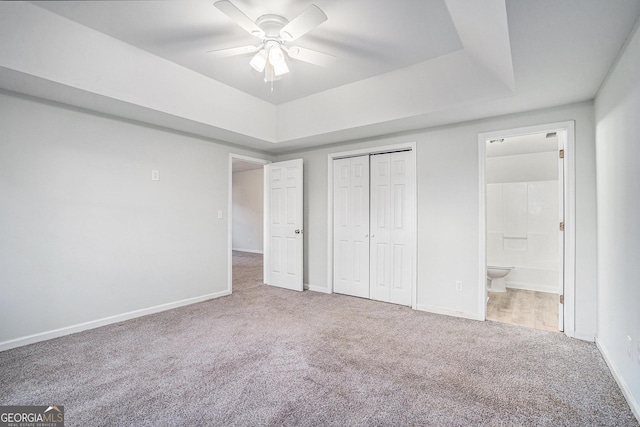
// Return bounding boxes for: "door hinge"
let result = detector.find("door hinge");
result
[560,294,564,305]
[559,149,564,159]
[559,222,565,232]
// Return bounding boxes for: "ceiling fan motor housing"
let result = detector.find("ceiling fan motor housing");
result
[256,14,289,41]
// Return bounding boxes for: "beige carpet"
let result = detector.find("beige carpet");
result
[0,253,637,426]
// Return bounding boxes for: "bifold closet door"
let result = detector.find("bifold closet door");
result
[333,156,370,298]
[370,151,414,306]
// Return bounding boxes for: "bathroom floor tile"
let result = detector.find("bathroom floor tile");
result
[487,288,559,332]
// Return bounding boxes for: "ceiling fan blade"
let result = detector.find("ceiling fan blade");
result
[214,1,265,38]
[279,4,327,41]
[284,46,336,67]
[206,45,260,58]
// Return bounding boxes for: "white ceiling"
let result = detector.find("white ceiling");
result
[2,1,640,154]
[34,0,464,105]
[232,158,264,172]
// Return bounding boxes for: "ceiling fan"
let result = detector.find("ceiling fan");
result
[210,1,335,83]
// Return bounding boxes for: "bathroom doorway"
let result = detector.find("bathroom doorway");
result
[478,122,575,334]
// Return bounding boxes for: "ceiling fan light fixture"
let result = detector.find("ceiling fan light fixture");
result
[213,1,332,87]
[273,59,289,76]
[249,49,267,72]
[268,44,285,66]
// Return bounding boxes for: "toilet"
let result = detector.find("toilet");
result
[487,266,513,292]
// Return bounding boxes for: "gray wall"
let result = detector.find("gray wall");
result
[0,91,270,346]
[277,101,597,338]
[595,19,640,417]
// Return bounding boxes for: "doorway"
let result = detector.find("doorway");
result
[478,122,575,335]
[228,154,269,293]
[327,143,417,308]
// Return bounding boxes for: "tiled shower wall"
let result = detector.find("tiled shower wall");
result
[486,151,561,293]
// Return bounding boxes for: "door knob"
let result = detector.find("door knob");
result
[295,229,302,234]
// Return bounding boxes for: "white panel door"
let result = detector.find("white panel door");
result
[370,151,414,305]
[265,159,303,291]
[333,156,370,298]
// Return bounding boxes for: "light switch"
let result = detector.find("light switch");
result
[217,210,223,219]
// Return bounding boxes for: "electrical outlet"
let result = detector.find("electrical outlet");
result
[627,336,633,358]
[456,281,463,292]
[151,170,160,181]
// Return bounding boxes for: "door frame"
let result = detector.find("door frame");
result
[326,142,417,308]
[228,153,270,293]
[478,121,576,336]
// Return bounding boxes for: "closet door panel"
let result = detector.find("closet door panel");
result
[370,152,414,306]
[388,152,414,306]
[350,156,370,298]
[370,154,391,302]
[333,156,370,298]
[333,158,351,295]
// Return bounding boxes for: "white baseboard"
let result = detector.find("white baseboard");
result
[0,290,231,352]
[415,304,484,321]
[232,248,263,254]
[596,338,640,423]
[572,331,595,342]
[506,281,558,294]
[308,284,331,294]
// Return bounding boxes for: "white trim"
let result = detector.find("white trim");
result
[0,290,230,352]
[327,142,417,308]
[479,136,487,321]
[228,154,270,294]
[263,166,269,285]
[232,248,264,254]
[504,282,559,294]
[573,331,595,342]
[596,339,640,422]
[308,285,331,294]
[327,156,333,293]
[415,304,484,321]
[557,131,566,331]
[410,145,418,310]
[478,121,576,336]
[328,143,415,161]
